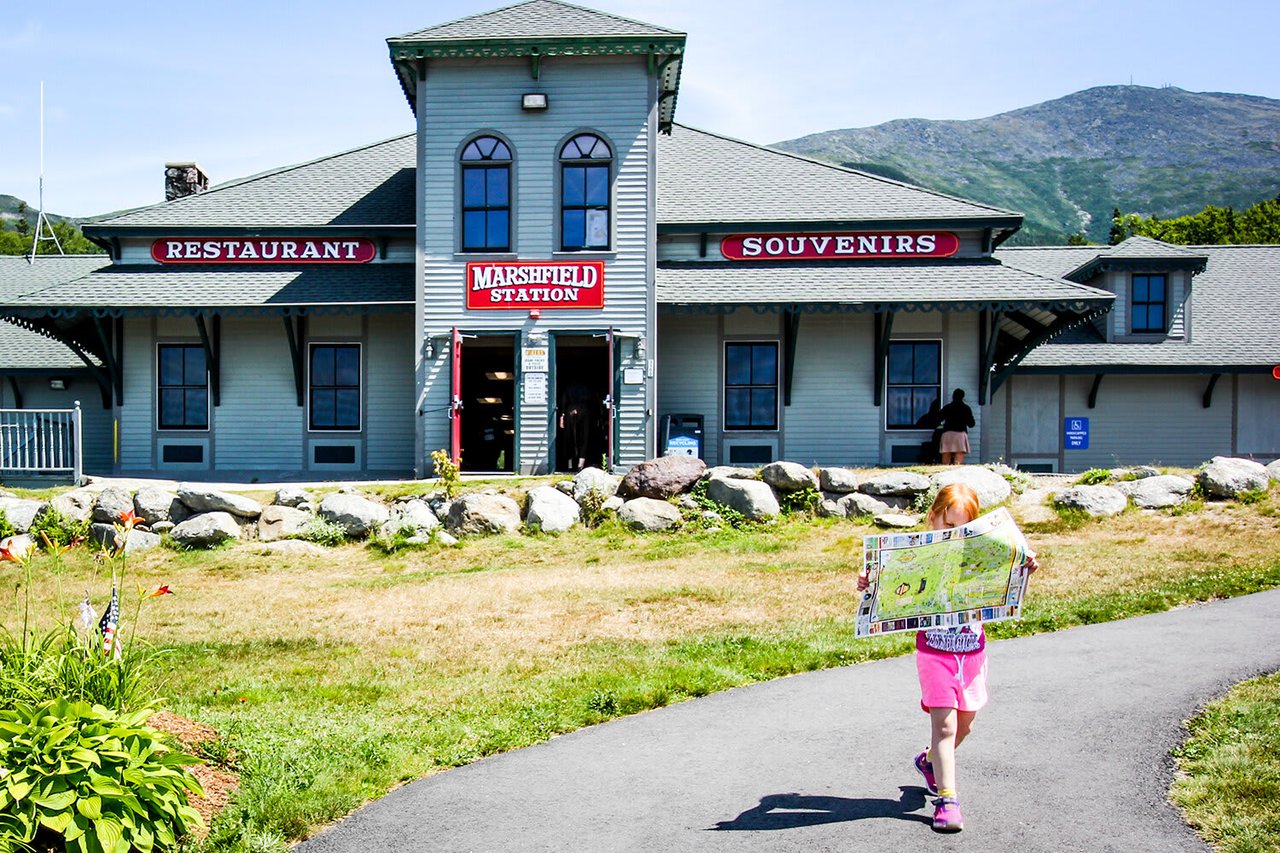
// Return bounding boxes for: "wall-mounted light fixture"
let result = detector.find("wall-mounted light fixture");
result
[423,339,435,360]
[633,336,646,360]
[49,378,66,390]
[521,93,549,111]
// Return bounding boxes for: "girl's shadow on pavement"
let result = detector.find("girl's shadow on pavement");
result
[712,788,932,830]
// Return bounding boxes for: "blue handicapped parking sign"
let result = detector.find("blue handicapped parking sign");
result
[1064,417,1089,450]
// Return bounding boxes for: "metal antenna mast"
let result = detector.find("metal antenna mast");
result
[28,81,65,263]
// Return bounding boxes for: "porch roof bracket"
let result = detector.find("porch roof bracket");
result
[1202,373,1221,409]
[978,309,1004,405]
[283,315,307,407]
[873,309,896,407]
[783,308,800,406]
[989,308,1106,398]
[92,316,123,406]
[1087,373,1104,409]
[195,314,222,407]
[15,318,112,408]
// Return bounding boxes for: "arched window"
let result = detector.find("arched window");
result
[460,136,511,252]
[559,133,612,251]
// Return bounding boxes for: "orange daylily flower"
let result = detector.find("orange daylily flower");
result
[118,509,142,531]
[148,585,174,598]
[0,542,27,565]
[39,532,78,557]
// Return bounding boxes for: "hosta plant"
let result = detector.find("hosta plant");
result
[0,698,203,853]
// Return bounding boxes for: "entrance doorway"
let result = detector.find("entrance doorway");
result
[554,335,610,473]
[457,334,516,473]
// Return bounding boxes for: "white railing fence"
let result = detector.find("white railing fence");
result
[0,402,82,485]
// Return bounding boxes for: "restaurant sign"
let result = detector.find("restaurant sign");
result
[466,261,605,310]
[152,238,377,264]
[721,231,960,261]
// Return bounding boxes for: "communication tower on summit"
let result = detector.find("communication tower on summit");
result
[27,81,65,263]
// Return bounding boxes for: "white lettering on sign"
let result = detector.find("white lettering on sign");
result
[153,238,375,264]
[721,231,960,261]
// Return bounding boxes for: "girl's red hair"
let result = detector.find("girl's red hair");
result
[928,483,981,526]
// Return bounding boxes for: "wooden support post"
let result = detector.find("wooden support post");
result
[978,310,1004,405]
[1087,373,1104,409]
[873,310,895,407]
[1202,373,1221,409]
[92,317,123,406]
[783,308,800,407]
[283,315,307,407]
[194,315,221,407]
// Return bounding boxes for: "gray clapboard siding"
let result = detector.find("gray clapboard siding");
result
[1062,374,1233,469]
[1007,375,1060,456]
[120,319,153,470]
[365,314,415,472]
[418,56,656,473]
[1236,374,1280,458]
[656,314,721,466]
[785,314,878,466]
[0,382,114,474]
[215,319,304,470]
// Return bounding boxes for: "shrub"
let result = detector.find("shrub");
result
[0,698,203,852]
[912,484,940,514]
[430,449,461,500]
[0,510,14,541]
[29,507,90,551]
[298,517,348,547]
[1076,468,1112,486]
[368,521,428,555]
[1235,487,1270,505]
[778,486,820,516]
[684,481,748,529]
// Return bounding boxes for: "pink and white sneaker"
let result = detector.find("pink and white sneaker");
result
[932,797,964,833]
[913,751,938,795]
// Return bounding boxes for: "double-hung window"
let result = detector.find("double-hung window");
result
[309,344,360,431]
[559,133,612,250]
[460,136,511,252]
[886,341,940,429]
[1130,274,1167,333]
[157,344,208,430]
[725,342,778,430]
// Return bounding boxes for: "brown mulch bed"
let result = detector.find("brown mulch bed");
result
[148,711,240,835]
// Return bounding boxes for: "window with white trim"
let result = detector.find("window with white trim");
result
[724,342,778,430]
[559,133,612,250]
[309,344,360,431]
[157,344,208,430]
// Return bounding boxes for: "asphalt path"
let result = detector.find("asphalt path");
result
[299,589,1280,852]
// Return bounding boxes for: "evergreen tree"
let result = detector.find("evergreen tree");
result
[1107,207,1125,244]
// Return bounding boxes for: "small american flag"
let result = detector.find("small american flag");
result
[99,587,121,659]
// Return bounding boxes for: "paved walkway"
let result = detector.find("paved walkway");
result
[299,589,1280,853]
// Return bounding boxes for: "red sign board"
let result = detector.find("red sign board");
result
[1273,365,1280,380]
[721,231,960,261]
[466,261,605,310]
[152,238,377,264]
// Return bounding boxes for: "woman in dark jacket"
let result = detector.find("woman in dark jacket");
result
[938,389,975,465]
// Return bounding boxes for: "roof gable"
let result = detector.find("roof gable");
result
[391,0,681,41]
[657,124,1022,229]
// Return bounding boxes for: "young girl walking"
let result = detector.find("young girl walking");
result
[859,483,1037,833]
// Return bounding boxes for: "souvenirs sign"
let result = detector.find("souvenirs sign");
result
[466,261,605,310]
[854,507,1031,638]
[721,231,959,261]
[152,238,376,264]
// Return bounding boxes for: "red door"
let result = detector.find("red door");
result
[450,327,463,465]
[605,327,615,470]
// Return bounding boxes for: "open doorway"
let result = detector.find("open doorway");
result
[554,334,610,473]
[458,334,516,473]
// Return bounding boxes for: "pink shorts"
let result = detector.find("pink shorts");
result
[917,645,988,713]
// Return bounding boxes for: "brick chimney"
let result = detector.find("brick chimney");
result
[165,162,209,201]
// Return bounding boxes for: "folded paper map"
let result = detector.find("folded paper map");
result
[855,507,1031,638]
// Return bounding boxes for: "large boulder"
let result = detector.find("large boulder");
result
[759,461,819,492]
[818,467,860,494]
[446,493,521,536]
[524,486,580,533]
[177,485,262,519]
[874,513,920,528]
[1115,475,1196,509]
[1053,485,1128,517]
[571,468,621,504]
[861,471,931,496]
[122,529,162,555]
[133,487,185,526]
[170,512,241,548]
[385,499,441,535]
[705,477,780,521]
[273,487,314,508]
[619,456,707,499]
[821,491,896,519]
[0,497,44,533]
[1199,456,1271,499]
[931,467,1012,508]
[1267,459,1280,483]
[257,505,313,542]
[93,487,135,524]
[699,466,758,482]
[318,494,389,539]
[618,497,683,532]
[259,539,328,557]
[45,490,95,524]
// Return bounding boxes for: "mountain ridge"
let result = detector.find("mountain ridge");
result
[774,85,1280,244]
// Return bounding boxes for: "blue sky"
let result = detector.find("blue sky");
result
[3,0,1278,218]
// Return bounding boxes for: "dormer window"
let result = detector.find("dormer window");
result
[1131,274,1167,333]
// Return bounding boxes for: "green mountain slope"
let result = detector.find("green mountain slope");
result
[774,85,1280,245]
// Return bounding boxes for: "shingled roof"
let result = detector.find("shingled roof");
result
[998,244,1280,370]
[391,0,681,41]
[85,134,417,230]
[657,125,1023,229]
